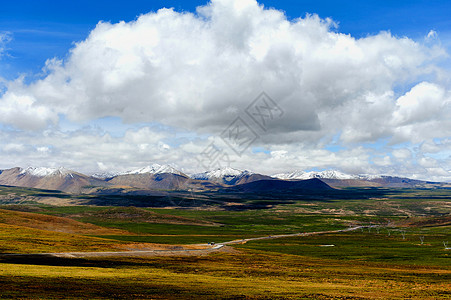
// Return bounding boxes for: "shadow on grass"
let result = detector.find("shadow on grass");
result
[0,255,151,268]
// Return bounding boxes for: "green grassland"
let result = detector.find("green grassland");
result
[0,187,450,298]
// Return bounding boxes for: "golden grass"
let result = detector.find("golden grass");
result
[0,223,131,253]
[1,250,449,299]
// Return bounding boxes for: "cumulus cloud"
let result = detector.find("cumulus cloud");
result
[1,0,445,135]
[0,0,451,179]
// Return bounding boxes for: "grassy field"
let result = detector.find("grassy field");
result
[0,248,449,299]
[0,187,450,298]
[0,223,126,253]
[237,229,451,266]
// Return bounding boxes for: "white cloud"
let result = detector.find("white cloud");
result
[0,0,451,180]
[393,82,448,126]
[426,30,438,41]
[392,148,412,160]
[0,83,58,130]
[1,0,444,136]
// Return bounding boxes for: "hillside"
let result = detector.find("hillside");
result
[0,223,126,254]
[0,208,129,235]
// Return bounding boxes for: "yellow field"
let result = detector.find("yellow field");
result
[1,250,449,299]
[0,223,127,253]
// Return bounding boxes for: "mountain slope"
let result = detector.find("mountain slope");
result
[107,173,192,190]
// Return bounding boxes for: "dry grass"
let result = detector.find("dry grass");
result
[72,206,218,226]
[0,223,126,253]
[0,250,449,299]
[0,208,129,235]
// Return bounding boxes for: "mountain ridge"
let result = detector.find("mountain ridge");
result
[0,165,448,193]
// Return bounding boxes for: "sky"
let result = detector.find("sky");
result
[1,0,451,180]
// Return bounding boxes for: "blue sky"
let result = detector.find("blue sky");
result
[2,0,450,79]
[1,0,451,179]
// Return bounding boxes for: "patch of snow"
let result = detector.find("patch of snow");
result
[20,167,73,177]
[116,164,184,176]
[91,172,121,179]
[191,167,253,181]
[357,174,383,180]
[273,170,358,180]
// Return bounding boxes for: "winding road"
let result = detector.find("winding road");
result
[0,226,365,259]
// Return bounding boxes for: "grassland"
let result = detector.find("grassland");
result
[0,248,449,299]
[0,186,450,298]
[0,223,126,253]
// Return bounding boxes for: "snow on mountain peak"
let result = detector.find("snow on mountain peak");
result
[358,174,383,180]
[91,171,121,179]
[273,170,357,180]
[20,167,73,177]
[92,164,184,179]
[190,167,253,181]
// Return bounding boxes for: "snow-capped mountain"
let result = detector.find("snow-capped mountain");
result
[273,170,358,180]
[0,167,106,193]
[357,174,383,180]
[191,167,247,180]
[0,164,444,194]
[93,164,184,179]
[101,164,191,190]
[272,170,436,188]
[20,167,74,178]
[191,167,272,185]
[120,164,184,176]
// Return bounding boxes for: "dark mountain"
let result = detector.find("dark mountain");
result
[227,178,333,193]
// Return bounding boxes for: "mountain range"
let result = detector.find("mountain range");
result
[0,164,448,194]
